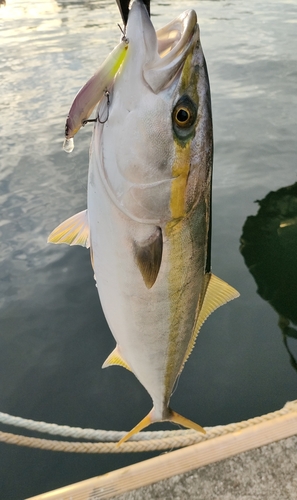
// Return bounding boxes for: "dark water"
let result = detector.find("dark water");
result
[1,0,297,498]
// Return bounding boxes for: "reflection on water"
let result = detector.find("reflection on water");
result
[240,183,297,373]
[1,0,297,498]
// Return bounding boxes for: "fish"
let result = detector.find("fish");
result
[48,0,239,444]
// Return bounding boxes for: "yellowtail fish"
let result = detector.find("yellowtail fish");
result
[49,0,239,444]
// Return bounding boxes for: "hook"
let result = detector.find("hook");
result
[82,90,110,126]
[98,90,110,124]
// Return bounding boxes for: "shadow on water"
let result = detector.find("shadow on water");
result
[240,183,297,373]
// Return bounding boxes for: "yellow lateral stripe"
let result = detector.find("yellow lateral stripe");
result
[170,142,190,219]
[164,142,192,398]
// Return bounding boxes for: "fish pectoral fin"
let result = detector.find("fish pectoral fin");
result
[182,273,240,367]
[134,226,163,289]
[102,346,132,372]
[117,407,205,446]
[48,210,90,248]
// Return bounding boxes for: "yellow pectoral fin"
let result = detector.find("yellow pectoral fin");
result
[182,273,240,366]
[48,210,90,248]
[102,346,132,372]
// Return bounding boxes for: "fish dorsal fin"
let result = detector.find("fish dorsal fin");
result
[102,346,132,372]
[134,227,163,289]
[48,210,90,248]
[182,273,240,368]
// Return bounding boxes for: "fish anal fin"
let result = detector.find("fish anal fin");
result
[102,346,132,372]
[134,227,163,289]
[48,210,90,248]
[182,273,240,367]
[169,410,206,434]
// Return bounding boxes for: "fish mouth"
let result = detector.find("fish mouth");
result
[126,0,199,92]
[156,10,198,63]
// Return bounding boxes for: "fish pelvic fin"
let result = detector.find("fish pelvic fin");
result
[48,210,90,248]
[117,407,205,446]
[182,273,240,369]
[102,346,132,372]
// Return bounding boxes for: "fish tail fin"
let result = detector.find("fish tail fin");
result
[117,407,205,446]
[168,409,206,434]
[117,409,154,446]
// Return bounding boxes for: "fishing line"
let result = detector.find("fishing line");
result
[171,372,182,397]
[117,23,129,43]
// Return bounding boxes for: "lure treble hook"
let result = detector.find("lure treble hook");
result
[82,89,110,126]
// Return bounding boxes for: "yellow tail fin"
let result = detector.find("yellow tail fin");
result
[117,411,153,446]
[169,410,205,434]
[117,408,205,446]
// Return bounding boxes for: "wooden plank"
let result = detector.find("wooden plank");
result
[27,410,297,500]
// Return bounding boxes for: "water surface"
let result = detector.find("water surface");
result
[0,0,297,498]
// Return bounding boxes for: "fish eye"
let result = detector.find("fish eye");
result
[175,108,191,126]
[172,97,197,130]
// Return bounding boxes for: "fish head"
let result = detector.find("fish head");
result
[95,0,212,225]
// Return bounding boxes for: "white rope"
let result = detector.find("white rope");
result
[0,400,296,453]
[0,411,188,441]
